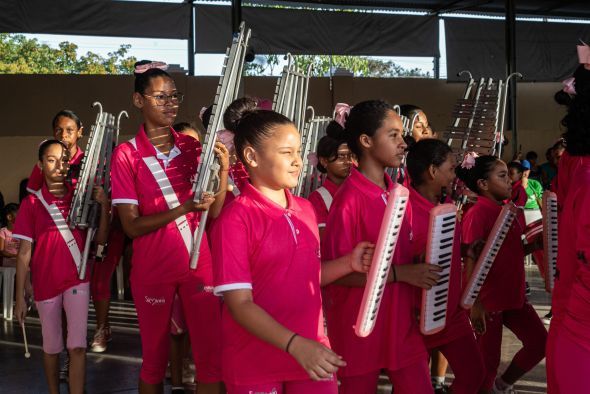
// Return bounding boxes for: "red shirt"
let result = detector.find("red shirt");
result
[408,187,473,348]
[307,177,340,228]
[13,184,88,300]
[461,196,526,312]
[110,126,213,287]
[510,180,527,208]
[553,156,590,324]
[322,168,426,376]
[26,146,84,193]
[212,182,330,385]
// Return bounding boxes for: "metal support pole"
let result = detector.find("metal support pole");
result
[505,0,517,157]
[231,0,242,34]
[434,17,441,79]
[187,0,195,76]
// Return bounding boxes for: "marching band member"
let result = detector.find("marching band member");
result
[26,110,85,193]
[307,114,353,239]
[550,61,590,393]
[457,155,547,394]
[14,139,110,394]
[211,109,374,394]
[322,100,440,394]
[110,61,228,394]
[406,139,485,394]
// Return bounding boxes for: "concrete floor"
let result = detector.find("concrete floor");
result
[0,266,550,393]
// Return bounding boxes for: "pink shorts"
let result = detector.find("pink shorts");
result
[226,376,338,394]
[170,293,186,335]
[36,282,90,354]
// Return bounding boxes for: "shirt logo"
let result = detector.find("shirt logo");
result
[145,296,166,306]
[248,389,278,394]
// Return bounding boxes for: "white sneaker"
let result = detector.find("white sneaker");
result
[492,383,516,393]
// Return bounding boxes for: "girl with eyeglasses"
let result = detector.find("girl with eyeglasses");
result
[110,60,229,394]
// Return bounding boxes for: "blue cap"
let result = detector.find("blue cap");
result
[521,160,531,170]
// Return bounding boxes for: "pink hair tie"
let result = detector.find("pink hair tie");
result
[199,107,208,121]
[562,77,576,95]
[461,151,479,169]
[334,103,351,128]
[135,61,168,74]
[307,152,319,167]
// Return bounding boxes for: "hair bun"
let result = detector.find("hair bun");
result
[326,120,345,140]
[223,97,259,133]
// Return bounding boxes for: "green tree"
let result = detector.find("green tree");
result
[244,53,430,78]
[0,33,136,74]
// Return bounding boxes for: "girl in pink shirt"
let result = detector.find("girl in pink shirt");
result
[406,139,485,394]
[26,110,85,193]
[322,100,441,394]
[211,109,375,394]
[13,139,110,394]
[111,61,229,394]
[550,64,590,393]
[307,123,353,239]
[457,155,547,393]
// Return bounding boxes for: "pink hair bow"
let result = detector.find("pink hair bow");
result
[217,129,235,152]
[562,77,576,95]
[334,103,351,128]
[307,152,319,166]
[199,107,208,121]
[135,61,168,74]
[461,151,479,169]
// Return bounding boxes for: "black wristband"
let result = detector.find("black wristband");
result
[285,333,298,354]
[392,265,397,282]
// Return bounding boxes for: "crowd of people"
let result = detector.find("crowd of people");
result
[0,58,589,394]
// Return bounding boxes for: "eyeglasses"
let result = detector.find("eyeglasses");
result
[143,92,184,106]
[335,153,353,161]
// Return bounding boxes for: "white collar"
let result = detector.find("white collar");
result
[155,145,181,169]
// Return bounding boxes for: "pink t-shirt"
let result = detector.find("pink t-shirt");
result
[510,181,527,208]
[307,177,339,227]
[12,184,88,301]
[212,182,330,385]
[110,125,213,286]
[408,187,472,348]
[461,196,526,312]
[26,146,84,193]
[322,168,427,376]
[553,156,590,324]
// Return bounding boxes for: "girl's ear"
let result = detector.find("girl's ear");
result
[428,164,437,181]
[133,92,144,109]
[476,178,488,191]
[76,126,84,139]
[359,133,372,149]
[37,160,43,170]
[243,145,257,167]
[319,156,329,169]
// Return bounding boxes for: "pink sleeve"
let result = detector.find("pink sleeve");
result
[322,200,358,261]
[461,209,489,245]
[26,163,43,193]
[111,145,139,206]
[211,208,253,295]
[307,191,328,227]
[575,185,590,264]
[12,197,35,243]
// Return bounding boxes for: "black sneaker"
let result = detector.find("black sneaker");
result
[542,311,553,325]
[525,281,531,296]
[433,383,449,394]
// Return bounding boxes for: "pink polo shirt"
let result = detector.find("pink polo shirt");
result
[12,184,87,301]
[408,187,472,348]
[211,182,330,385]
[553,157,590,324]
[461,196,526,312]
[562,160,590,350]
[110,125,213,286]
[322,168,426,376]
[307,177,340,228]
[26,146,84,193]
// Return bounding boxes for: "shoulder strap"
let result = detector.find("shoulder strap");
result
[316,186,333,211]
[33,190,82,270]
[129,139,193,254]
